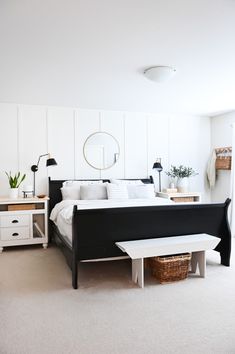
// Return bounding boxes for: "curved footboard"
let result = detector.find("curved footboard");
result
[71,199,231,288]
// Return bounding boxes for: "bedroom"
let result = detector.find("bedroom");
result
[0,0,235,353]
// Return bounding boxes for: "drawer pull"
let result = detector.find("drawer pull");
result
[12,220,19,224]
[12,233,19,236]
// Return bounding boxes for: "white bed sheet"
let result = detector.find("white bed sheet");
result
[56,212,73,243]
[51,198,175,242]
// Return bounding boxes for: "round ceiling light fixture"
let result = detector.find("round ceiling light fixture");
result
[144,66,177,83]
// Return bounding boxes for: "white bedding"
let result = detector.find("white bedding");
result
[50,198,174,242]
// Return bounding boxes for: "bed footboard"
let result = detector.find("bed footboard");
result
[71,199,231,289]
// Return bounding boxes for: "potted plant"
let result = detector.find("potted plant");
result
[5,171,26,199]
[165,165,198,192]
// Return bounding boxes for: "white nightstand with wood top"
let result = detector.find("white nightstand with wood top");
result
[157,192,201,203]
[0,197,49,253]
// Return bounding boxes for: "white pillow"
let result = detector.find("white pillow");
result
[80,184,108,200]
[110,179,144,185]
[106,183,129,200]
[127,184,155,199]
[61,187,80,200]
[63,180,103,187]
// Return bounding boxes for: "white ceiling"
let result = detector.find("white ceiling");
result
[1,0,235,116]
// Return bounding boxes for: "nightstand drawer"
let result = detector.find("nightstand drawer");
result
[0,227,30,241]
[0,214,30,228]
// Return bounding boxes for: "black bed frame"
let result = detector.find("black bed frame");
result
[48,178,232,289]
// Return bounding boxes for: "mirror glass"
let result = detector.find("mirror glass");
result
[83,132,120,170]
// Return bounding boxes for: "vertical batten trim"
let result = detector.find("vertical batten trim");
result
[146,115,149,178]
[73,109,76,179]
[123,113,126,178]
[99,111,101,131]
[99,112,102,179]
[122,112,125,179]
[45,107,49,188]
[46,107,49,154]
[16,105,20,171]
[167,115,171,171]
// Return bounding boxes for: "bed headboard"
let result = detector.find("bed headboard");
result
[48,177,153,213]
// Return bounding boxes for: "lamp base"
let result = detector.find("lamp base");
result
[31,165,38,172]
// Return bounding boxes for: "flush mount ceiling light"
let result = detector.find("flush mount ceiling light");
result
[144,66,177,83]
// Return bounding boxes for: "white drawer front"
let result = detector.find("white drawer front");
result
[0,214,30,228]
[0,227,30,241]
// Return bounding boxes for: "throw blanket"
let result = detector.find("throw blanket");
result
[207,149,217,188]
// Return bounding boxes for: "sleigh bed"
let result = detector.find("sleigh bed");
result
[48,178,231,289]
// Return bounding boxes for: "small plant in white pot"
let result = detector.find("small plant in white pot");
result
[5,172,26,199]
[165,165,198,192]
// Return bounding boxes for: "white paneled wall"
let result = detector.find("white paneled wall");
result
[100,110,125,179]
[125,112,148,178]
[0,104,18,195]
[18,105,47,195]
[0,103,211,201]
[211,112,235,202]
[147,114,169,189]
[75,109,100,179]
[169,115,211,198]
[47,107,75,180]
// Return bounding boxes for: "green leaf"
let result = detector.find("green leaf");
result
[165,165,198,179]
[5,171,27,188]
[16,174,26,188]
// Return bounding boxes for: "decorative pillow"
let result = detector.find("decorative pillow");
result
[127,184,155,199]
[110,179,143,185]
[61,187,80,200]
[80,184,108,200]
[62,180,103,187]
[106,183,129,199]
[110,179,144,185]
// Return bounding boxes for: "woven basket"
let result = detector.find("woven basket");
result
[149,253,191,284]
[215,156,231,170]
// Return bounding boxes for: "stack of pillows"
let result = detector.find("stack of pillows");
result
[61,179,155,201]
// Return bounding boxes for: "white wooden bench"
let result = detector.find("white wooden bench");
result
[116,233,220,288]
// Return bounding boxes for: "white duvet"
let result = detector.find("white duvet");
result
[50,198,174,241]
[50,198,174,224]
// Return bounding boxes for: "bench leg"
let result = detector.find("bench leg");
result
[191,252,198,273]
[191,251,206,278]
[198,251,206,278]
[132,258,144,288]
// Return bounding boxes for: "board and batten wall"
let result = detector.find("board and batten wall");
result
[0,103,211,201]
[211,111,235,202]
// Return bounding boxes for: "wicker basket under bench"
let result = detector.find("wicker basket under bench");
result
[149,253,192,284]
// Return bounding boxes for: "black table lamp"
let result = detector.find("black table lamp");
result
[31,153,57,196]
[152,158,163,192]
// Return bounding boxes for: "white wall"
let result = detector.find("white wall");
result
[211,111,235,202]
[0,103,211,201]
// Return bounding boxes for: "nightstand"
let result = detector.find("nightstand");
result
[0,197,48,253]
[157,192,201,203]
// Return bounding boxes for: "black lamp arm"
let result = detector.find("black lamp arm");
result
[31,153,50,172]
[36,153,50,167]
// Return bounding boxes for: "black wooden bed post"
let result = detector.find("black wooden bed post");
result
[220,198,232,266]
[72,205,78,289]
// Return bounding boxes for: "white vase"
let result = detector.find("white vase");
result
[177,178,189,193]
[9,188,19,199]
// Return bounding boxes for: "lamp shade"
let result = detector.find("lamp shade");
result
[152,162,163,171]
[46,158,57,167]
[144,66,176,83]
